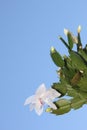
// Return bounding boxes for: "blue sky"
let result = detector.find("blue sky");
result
[0,0,87,130]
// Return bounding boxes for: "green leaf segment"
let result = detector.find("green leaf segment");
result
[47,26,87,115]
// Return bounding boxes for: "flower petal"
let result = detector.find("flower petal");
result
[44,88,61,100]
[35,83,46,95]
[24,95,35,105]
[45,99,57,110]
[29,103,35,111]
[34,101,43,115]
[35,106,43,115]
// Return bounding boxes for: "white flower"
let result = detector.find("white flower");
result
[24,83,61,115]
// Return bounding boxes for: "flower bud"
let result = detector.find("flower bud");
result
[64,28,69,36]
[77,25,81,33]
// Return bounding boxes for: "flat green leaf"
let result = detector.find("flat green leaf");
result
[52,105,71,115]
[71,98,86,109]
[67,32,74,50]
[78,77,87,92]
[66,84,80,97]
[55,99,71,107]
[69,51,87,70]
[78,49,87,62]
[70,71,82,86]
[52,82,67,96]
[50,47,64,67]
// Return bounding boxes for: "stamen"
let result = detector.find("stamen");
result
[39,98,44,105]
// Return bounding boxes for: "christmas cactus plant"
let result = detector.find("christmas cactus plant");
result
[24,26,87,115]
[46,25,87,115]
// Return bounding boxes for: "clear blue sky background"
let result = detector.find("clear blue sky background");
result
[1,0,87,130]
